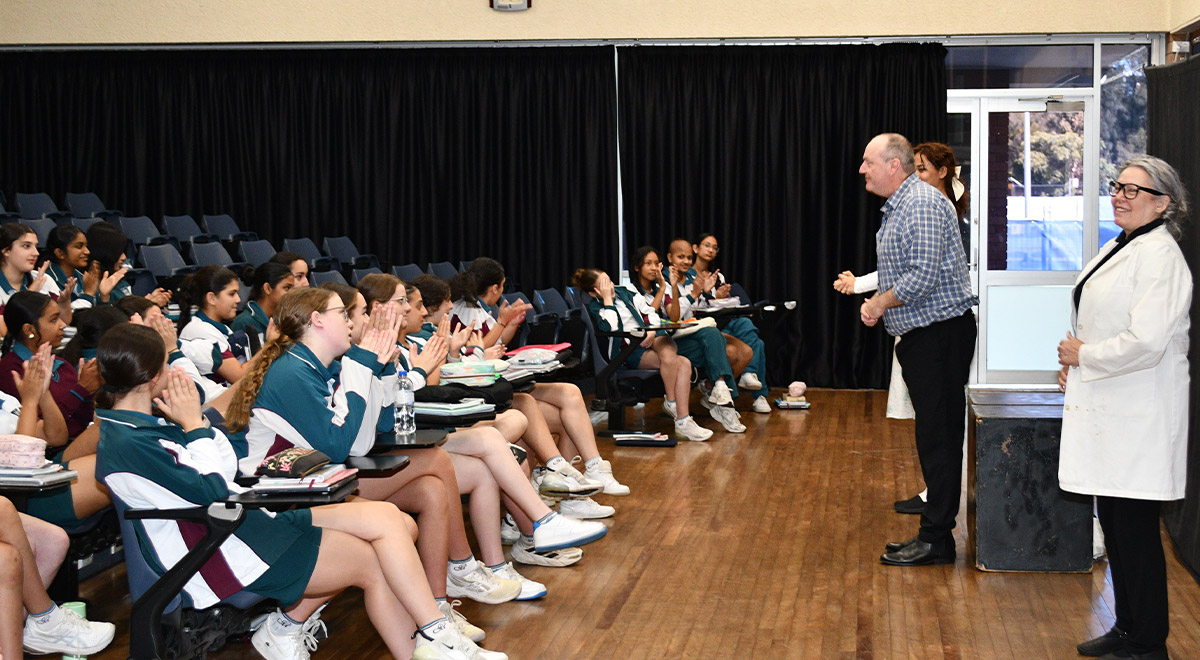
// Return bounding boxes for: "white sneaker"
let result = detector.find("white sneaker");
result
[707,379,733,406]
[738,372,763,391]
[250,609,326,660]
[752,395,771,414]
[446,560,522,604]
[674,415,713,442]
[511,536,583,567]
[491,562,547,600]
[499,513,520,545]
[22,607,116,656]
[413,621,507,660]
[662,399,678,419]
[709,405,746,433]
[558,496,615,519]
[531,466,602,499]
[438,599,485,643]
[532,513,607,551]
[552,459,604,492]
[582,458,630,496]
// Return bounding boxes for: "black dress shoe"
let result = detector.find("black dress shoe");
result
[893,494,925,514]
[879,539,955,566]
[1078,627,1127,656]
[885,536,920,552]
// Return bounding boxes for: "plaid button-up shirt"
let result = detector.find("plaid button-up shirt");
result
[876,173,976,336]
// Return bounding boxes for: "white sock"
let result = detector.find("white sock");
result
[28,604,62,628]
[270,610,303,635]
[584,456,602,471]
[448,556,476,577]
[546,455,568,471]
[675,415,692,425]
[421,617,450,639]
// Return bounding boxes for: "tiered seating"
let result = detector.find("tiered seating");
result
[14,192,72,223]
[65,192,123,221]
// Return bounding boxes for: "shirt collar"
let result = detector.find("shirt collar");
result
[881,173,922,216]
[11,343,34,361]
[286,341,333,382]
[195,311,232,336]
[1116,218,1165,245]
[96,408,174,430]
[0,273,32,295]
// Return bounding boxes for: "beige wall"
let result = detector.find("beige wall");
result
[0,0,1176,45]
[1172,0,1200,30]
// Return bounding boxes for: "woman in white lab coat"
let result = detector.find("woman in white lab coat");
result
[1057,155,1191,660]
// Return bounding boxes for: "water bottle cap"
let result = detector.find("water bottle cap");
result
[398,370,408,376]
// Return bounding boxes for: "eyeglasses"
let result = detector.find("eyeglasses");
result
[1110,181,1165,200]
[320,306,349,321]
[389,296,409,305]
[699,243,720,252]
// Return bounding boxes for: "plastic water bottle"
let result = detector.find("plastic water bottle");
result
[395,370,416,438]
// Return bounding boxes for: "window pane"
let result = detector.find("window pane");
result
[987,109,1085,271]
[947,45,1094,89]
[986,285,1073,371]
[1099,44,1149,245]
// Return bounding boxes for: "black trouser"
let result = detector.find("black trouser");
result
[1096,496,1169,653]
[894,310,976,546]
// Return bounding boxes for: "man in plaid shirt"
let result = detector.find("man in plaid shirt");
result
[857,133,977,567]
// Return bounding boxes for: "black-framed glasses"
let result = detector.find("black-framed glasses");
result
[1110,180,1165,200]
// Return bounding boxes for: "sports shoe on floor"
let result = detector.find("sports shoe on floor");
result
[582,458,630,496]
[22,607,116,657]
[661,399,678,419]
[500,513,520,545]
[559,496,615,519]
[738,372,763,391]
[674,415,713,442]
[438,599,485,643]
[446,560,522,604]
[709,404,746,433]
[707,380,733,406]
[752,395,772,414]
[250,609,326,660]
[491,562,547,600]
[552,460,604,493]
[413,621,507,660]
[532,513,607,551]
[511,536,583,567]
[531,467,602,499]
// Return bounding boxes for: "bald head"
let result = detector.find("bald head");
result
[859,133,915,198]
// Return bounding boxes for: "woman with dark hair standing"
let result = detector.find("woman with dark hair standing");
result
[177,265,247,387]
[1057,156,1192,660]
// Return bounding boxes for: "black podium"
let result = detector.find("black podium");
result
[967,387,1093,572]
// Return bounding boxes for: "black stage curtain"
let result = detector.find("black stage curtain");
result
[618,44,948,389]
[0,47,619,291]
[1147,56,1200,584]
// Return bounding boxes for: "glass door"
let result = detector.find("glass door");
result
[968,95,1097,384]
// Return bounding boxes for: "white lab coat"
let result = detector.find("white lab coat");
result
[1059,225,1191,501]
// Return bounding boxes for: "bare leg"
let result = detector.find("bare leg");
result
[478,408,527,445]
[643,341,693,419]
[442,427,553,523]
[723,333,752,377]
[531,383,601,462]
[450,455,506,567]
[0,498,53,615]
[0,542,22,660]
[504,458,537,536]
[510,393,563,465]
[19,514,68,587]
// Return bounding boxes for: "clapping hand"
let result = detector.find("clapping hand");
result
[449,319,474,356]
[99,268,128,300]
[833,271,857,295]
[147,288,172,307]
[498,299,531,327]
[411,335,449,373]
[154,368,204,432]
[15,344,54,403]
[484,343,506,360]
[28,262,51,293]
[76,358,103,393]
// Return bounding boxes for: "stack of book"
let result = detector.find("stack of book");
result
[0,462,79,488]
[775,395,811,410]
[413,398,495,417]
[440,362,498,387]
[252,464,358,494]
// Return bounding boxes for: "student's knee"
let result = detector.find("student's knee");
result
[366,501,419,539]
[0,497,16,523]
[407,475,449,515]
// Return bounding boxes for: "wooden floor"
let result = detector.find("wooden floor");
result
[78,388,1200,660]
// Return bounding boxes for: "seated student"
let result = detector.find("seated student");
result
[447,258,531,347]
[177,265,249,387]
[114,295,234,413]
[84,222,171,308]
[93,323,505,660]
[269,250,311,288]
[0,223,70,338]
[42,225,126,312]
[322,283,532,617]
[0,292,111,530]
[689,233,772,414]
[0,496,116,659]
[60,306,127,365]
[356,275,608,554]
[630,244,747,433]
[232,261,294,353]
[574,266,714,442]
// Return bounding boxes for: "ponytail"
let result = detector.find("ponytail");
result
[176,265,239,330]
